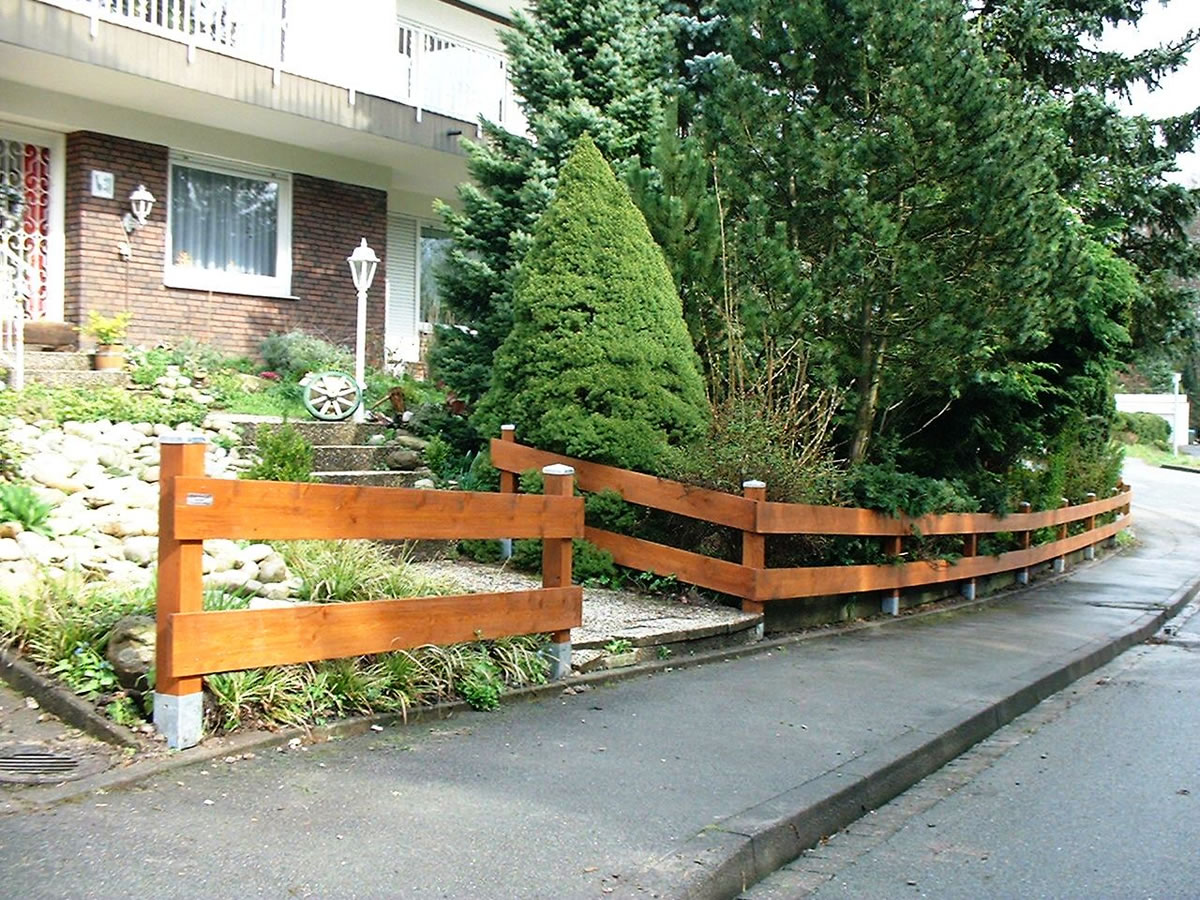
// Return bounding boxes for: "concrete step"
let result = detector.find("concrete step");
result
[21,369,130,389]
[314,469,435,488]
[310,444,432,472]
[256,421,390,446]
[312,444,392,471]
[22,351,92,372]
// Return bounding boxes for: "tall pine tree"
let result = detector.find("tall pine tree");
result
[430,0,674,405]
[694,0,1091,466]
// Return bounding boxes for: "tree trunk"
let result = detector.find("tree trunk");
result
[849,295,888,465]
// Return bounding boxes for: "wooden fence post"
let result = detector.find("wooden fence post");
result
[961,532,978,601]
[882,535,902,615]
[1053,497,1069,573]
[541,463,575,679]
[497,424,517,560]
[1084,491,1097,560]
[1017,501,1031,585]
[741,480,766,617]
[154,436,207,749]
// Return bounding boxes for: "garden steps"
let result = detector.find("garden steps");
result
[3,350,129,389]
[314,470,433,488]
[311,444,396,472]
[23,351,91,372]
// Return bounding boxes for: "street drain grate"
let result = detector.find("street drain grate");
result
[0,745,107,785]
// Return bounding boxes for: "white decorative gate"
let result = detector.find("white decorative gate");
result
[0,137,53,390]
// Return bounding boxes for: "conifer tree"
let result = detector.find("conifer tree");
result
[473,136,708,471]
[695,0,1089,465]
[430,0,674,404]
[969,0,1200,362]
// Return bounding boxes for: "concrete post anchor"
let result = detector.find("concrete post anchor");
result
[153,691,203,750]
[546,641,571,680]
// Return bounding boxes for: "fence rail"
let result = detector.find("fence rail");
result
[491,433,1132,613]
[154,439,583,749]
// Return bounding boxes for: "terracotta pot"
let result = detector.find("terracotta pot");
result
[93,344,125,370]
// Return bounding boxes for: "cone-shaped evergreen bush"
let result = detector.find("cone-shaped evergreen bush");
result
[474,135,708,472]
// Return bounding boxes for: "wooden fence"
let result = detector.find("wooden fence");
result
[490,430,1133,615]
[154,438,584,746]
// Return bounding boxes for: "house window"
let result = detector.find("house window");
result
[419,225,454,327]
[165,155,292,297]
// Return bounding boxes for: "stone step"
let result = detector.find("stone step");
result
[314,469,435,488]
[311,444,433,472]
[256,421,390,446]
[22,351,92,372]
[21,369,130,389]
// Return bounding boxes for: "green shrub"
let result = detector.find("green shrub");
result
[0,483,54,535]
[260,330,353,379]
[839,465,979,518]
[473,135,708,472]
[1114,411,1171,446]
[661,390,841,504]
[458,652,504,711]
[0,383,207,427]
[509,537,618,585]
[241,424,315,482]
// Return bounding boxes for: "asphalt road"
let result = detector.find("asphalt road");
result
[789,615,1200,900]
[742,464,1200,900]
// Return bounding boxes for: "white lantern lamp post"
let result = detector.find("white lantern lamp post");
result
[347,238,379,423]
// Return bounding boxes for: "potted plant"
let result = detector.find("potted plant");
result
[83,310,133,370]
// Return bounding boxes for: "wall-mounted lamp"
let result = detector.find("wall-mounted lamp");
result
[118,184,155,259]
[122,184,155,234]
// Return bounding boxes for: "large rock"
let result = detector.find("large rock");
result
[24,454,84,493]
[0,538,23,561]
[256,553,289,584]
[123,535,159,565]
[106,615,156,690]
[0,520,22,539]
[386,449,422,471]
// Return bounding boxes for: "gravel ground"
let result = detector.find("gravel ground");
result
[410,558,758,648]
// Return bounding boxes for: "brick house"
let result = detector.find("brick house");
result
[0,0,524,376]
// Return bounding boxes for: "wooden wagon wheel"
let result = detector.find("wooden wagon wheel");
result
[302,371,362,421]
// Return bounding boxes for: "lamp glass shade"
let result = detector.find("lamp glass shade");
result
[129,184,155,226]
[347,238,379,293]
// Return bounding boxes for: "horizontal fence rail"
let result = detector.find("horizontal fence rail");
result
[154,438,584,749]
[490,432,1132,613]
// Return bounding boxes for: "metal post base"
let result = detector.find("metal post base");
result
[546,641,571,680]
[882,595,900,616]
[153,692,203,750]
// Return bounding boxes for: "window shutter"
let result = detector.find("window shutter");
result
[385,214,418,363]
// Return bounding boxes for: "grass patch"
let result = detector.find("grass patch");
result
[1124,444,1200,470]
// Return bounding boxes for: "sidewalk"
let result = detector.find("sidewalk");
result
[1,459,1197,900]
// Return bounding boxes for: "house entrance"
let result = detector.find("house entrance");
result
[0,136,53,321]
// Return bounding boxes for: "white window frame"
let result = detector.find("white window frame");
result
[164,152,293,298]
[418,220,454,333]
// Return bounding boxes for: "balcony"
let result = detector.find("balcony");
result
[35,0,528,132]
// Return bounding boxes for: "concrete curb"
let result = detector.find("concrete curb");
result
[1160,464,1200,475]
[622,569,1200,900]
[0,648,140,749]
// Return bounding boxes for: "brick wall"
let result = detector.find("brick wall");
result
[64,132,388,362]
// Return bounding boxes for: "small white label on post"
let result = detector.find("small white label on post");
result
[185,493,214,507]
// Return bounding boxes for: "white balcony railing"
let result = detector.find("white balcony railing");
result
[38,0,527,131]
